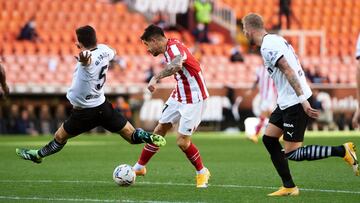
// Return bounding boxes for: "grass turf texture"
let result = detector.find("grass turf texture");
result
[1,131,359,202]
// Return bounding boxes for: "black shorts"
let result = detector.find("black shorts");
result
[269,101,310,142]
[63,101,128,136]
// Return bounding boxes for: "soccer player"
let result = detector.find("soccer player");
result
[0,62,9,98]
[245,64,277,143]
[16,25,166,164]
[132,25,210,188]
[352,33,360,129]
[242,13,359,196]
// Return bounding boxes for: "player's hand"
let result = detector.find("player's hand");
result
[78,51,92,66]
[352,108,360,129]
[301,100,320,119]
[147,77,158,93]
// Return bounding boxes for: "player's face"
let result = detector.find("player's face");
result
[243,23,253,42]
[143,39,162,56]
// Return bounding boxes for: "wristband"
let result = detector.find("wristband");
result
[298,95,306,103]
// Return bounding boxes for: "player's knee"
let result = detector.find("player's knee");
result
[54,128,69,144]
[176,136,191,151]
[154,124,170,136]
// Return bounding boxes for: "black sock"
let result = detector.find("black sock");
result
[131,128,152,144]
[286,145,345,161]
[38,139,66,157]
[262,135,295,188]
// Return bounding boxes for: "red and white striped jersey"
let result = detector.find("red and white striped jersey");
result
[256,66,277,101]
[164,39,209,104]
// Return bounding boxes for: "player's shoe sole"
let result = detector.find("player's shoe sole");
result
[343,142,359,176]
[267,186,299,196]
[196,168,211,188]
[16,148,43,164]
[134,167,147,176]
[150,134,166,147]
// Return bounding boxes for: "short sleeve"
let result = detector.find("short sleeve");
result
[169,44,184,57]
[262,46,284,68]
[108,46,116,60]
[356,33,360,60]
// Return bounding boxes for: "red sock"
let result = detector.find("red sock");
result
[137,144,159,165]
[182,143,204,171]
[255,116,265,135]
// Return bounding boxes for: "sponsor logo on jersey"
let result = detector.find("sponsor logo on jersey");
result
[283,123,294,128]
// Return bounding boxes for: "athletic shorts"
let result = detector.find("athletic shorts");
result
[63,101,128,136]
[269,99,311,142]
[159,97,207,136]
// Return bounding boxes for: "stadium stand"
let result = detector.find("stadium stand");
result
[0,0,359,90]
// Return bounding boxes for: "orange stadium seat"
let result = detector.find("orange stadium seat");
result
[0,0,358,86]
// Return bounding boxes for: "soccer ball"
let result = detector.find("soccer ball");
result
[112,164,136,186]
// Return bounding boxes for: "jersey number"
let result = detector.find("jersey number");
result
[96,65,107,90]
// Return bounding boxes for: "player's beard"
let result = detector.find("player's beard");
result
[152,51,160,56]
[151,49,161,56]
[249,38,255,46]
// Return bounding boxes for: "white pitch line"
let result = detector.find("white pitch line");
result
[0,179,359,195]
[0,196,193,203]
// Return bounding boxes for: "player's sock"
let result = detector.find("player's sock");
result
[262,135,295,188]
[137,143,159,165]
[286,145,345,161]
[196,167,208,174]
[182,142,204,171]
[133,162,145,171]
[38,139,66,157]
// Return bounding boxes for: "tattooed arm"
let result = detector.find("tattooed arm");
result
[277,57,319,118]
[147,55,184,93]
[277,57,304,97]
[155,55,183,80]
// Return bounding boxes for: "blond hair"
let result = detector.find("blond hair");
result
[242,13,264,30]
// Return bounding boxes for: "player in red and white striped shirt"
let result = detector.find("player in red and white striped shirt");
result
[133,25,210,188]
[245,65,277,143]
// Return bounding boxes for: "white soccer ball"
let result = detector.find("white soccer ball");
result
[112,164,136,186]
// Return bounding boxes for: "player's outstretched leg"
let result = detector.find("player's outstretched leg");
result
[263,135,297,196]
[16,124,68,163]
[177,135,210,188]
[133,123,171,176]
[285,142,359,176]
[131,128,166,147]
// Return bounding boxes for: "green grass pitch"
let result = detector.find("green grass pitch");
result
[0,131,359,202]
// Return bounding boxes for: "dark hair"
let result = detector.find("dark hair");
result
[140,24,165,41]
[76,25,97,48]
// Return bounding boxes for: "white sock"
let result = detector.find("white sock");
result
[196,167,207,174]
[133,163,144,171]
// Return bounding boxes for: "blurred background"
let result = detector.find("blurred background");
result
[0,0,359,135]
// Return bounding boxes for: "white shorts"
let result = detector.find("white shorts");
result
[159,97,207,136]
